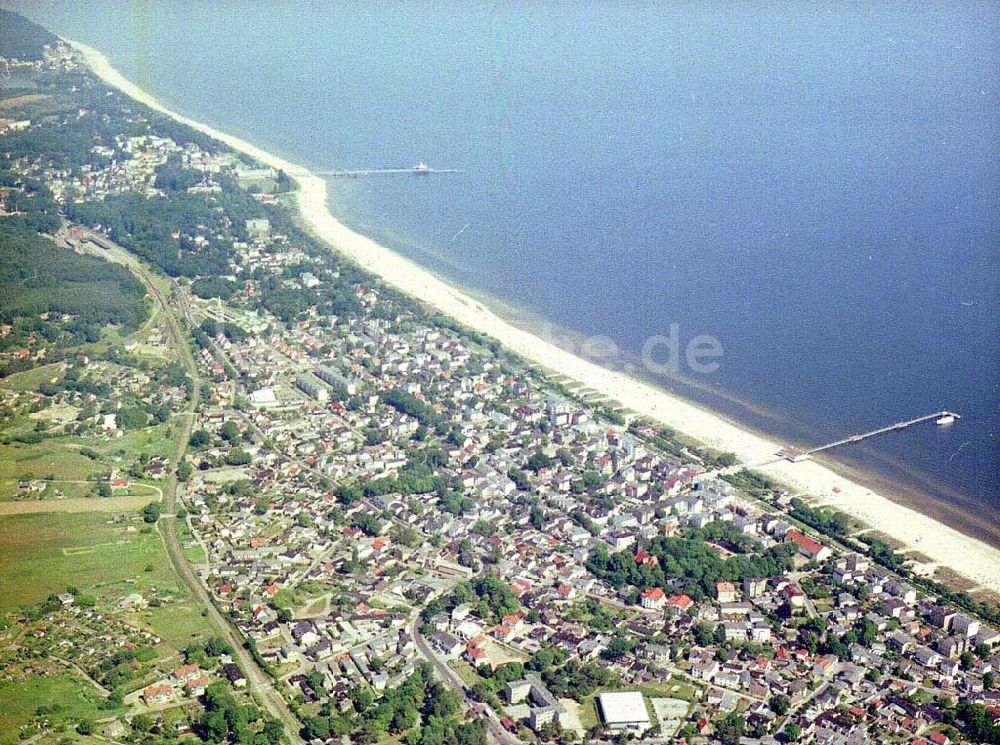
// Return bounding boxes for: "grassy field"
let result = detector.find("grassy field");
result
[0,494,155,515]
[0,671,115,745]
[62,421,183,463]
[450,659,482,689]
[0,440,103,482]
[636,676,700,703]
[175,516,208,565]
[0,362,64,392]
[0,419,184,487]
[0,476,93,502]
[134,597,213,652]
[0,511,177,612]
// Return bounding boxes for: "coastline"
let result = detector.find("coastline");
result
[67,40,1000,594]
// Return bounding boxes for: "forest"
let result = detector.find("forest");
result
[0,220,148,359]
[0,9,57,60]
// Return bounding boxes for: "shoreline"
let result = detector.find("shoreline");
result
[68,40,1000,594]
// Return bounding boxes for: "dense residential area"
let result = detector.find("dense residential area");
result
[0,10,998,745]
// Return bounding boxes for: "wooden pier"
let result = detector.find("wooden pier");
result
[777,410,960,462]
[312,165,462,178]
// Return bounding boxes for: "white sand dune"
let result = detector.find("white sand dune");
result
[69,40,1000,594]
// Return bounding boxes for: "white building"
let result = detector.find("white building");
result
[598,691,651,734]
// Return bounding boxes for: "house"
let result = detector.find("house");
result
[641,587,667,610]
[429,631,464,659]
[186,676,211,696]
[143,683,173,705]
[743,577,767,598]
[173,663,201,682]
[953,613,981,639]
[716,581,738,603]
[467,640,490,669]
[666,594,694,613]
[220,663,247,688]
[785,530,832,561]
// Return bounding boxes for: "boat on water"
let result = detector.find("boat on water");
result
[412,162,431,174]
[936,414,956,425]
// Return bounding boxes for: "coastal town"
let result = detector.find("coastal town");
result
[0,13,999,745]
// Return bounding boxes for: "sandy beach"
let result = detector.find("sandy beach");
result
[69,40,1000,594]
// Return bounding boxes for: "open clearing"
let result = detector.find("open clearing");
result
[0,511,174,612]
[0,362,64,391]
[0,494,155,515]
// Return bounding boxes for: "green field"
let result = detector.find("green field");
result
[636,676,700,703]
[175,516,208,565]
[0,672,115,745]
[0,441,102,482]
[62,420,184,463]
[0,362,65,392]
[0,419,184,487]
[0,511,176,612]
[135,595,213,652]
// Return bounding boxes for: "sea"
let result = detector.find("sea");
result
[15,1,999,544]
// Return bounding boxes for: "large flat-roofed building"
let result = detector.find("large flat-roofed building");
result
[598,691,651,734]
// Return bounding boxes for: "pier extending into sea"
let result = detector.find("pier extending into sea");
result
[312,164,462,178]
[777,411,960,462]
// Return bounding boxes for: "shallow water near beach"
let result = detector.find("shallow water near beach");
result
[19,1,1000,543]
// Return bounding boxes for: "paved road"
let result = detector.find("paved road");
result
[410,617,525,745]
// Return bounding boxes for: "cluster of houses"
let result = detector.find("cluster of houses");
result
[3,45,998,741]
[174,262,1000,743]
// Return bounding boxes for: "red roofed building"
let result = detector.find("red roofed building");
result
[143,683,173,705]
[666,594,694,612]
[785,530,832,561]
[635,549,659,567]
[641,587,667,610]
[173,663,201,682]
[716,581,738,603]
[186,676,211,696]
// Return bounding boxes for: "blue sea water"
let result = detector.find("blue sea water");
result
[17,1,999,543]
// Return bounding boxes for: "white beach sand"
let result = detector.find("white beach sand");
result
[69,40,1000,594]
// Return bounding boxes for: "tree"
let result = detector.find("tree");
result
[115,406,148,431]
[784,722,802,742]
[225,448,252,465]
[220,420,240,442]
[716,712,745,745]
[526,448,553,472]
[770,694,790,716]
[142,502,162,523]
